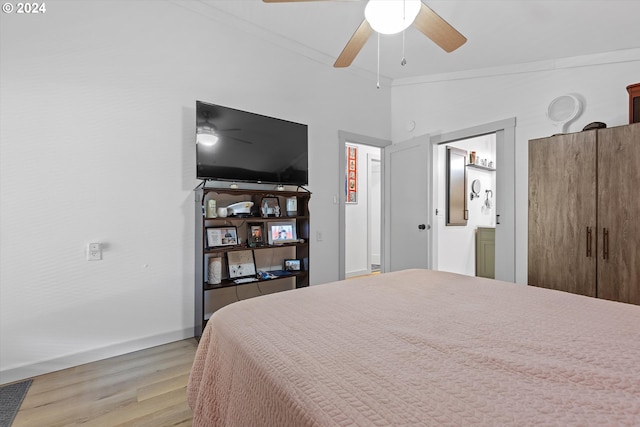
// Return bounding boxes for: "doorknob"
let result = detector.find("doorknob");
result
[418,224,426,230]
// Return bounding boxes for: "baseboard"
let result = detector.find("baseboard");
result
[0,328,193,385]
[346,269,369,279]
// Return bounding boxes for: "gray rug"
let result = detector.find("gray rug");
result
[0,379,32,427]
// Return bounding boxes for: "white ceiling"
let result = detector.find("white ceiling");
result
[194,0,640,83]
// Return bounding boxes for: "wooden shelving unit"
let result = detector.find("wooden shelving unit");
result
[194,186,311,337]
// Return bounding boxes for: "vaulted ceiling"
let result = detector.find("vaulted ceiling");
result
[196,0,640,83]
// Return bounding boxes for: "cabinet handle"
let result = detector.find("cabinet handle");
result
[586,227,592,258]
[602,228,609,260]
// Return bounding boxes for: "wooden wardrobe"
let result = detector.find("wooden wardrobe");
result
[528,123,639,305]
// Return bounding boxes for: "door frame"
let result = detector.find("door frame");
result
[430,118,516,282]
[338,131,391,280]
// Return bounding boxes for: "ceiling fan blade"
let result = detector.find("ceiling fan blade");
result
[413,2,466,53]
[229,136,254,145]
[334,19,372,68]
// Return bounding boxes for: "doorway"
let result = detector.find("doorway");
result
[430,118,516,282]
[436,134,497,276]
[345,145,381,278]
[338,131,391,280]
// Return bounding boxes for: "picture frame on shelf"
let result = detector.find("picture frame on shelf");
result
[284,259,302,271]
[206,226,238,248]
[260,196,281,217]
[267,220,297,245]
[247,222,265,247]
[227,249,256,279]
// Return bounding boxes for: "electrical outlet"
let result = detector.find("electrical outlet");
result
[87,243,102,261]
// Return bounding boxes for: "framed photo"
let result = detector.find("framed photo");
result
[346,144,358,204]
[227,250,256,279]
[284,259,302,271]
[206,226,238,248]
[260,197,281,217]
[247,222,265,247]
[267,220,297,245]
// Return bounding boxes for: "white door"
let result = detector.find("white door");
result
[494,128,515,282]
[383,136,431,272]
[368,157,381,268]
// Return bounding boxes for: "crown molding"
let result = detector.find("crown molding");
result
[392,48,640,87]
[167,0,393,88]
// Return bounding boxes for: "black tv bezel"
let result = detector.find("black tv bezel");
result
[196,101,308,186]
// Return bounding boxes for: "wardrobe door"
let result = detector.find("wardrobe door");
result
[528,132,597,296]
[597,123,640,305]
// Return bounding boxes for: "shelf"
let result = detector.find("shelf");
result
[196,186,311,338]
[203,215,309,221]
[466,163,496,172]
[201,187,310,198]
[204,242,308,254]
[204,271,308,291]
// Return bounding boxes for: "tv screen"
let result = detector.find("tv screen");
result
[196,101,308,185]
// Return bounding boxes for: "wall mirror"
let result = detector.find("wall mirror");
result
[471,179,482,200]
[446,147,468,226]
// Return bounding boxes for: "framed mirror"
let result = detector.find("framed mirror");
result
[471,179,481,200]
[446,147,468,226]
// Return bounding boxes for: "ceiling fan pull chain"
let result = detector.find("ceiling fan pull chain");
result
[376,32,380,89]
[401,28,407,66]
[401,0,407,66]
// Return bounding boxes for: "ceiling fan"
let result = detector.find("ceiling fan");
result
[263,0,467,68]
[197,114,253,146]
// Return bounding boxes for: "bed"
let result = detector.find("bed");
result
[187,269,640,426]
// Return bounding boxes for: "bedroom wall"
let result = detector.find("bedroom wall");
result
[390,49,640,284]
[0,0,390,383]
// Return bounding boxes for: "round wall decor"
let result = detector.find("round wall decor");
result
[547,94,582,133]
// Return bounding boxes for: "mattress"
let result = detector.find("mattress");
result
[187,269,640,426]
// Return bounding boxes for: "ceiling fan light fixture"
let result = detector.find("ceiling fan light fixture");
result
[197,126,219,146]
[364,0,421,35]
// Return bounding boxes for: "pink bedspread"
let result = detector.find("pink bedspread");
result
[187,269,640,426]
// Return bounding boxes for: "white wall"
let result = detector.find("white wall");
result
[345,144,381,277]
[0,0,390,383]
[391,49,640,284]
[436,134,496,276]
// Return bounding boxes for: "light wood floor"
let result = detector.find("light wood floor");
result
[13,338,198,427]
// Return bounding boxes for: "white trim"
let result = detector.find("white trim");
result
[0,328,192,385]
[346,269,370,279]
[168,0,393,88]
[393,48,640,87]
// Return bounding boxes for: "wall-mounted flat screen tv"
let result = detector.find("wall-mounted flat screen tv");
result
[196,101,308,186]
